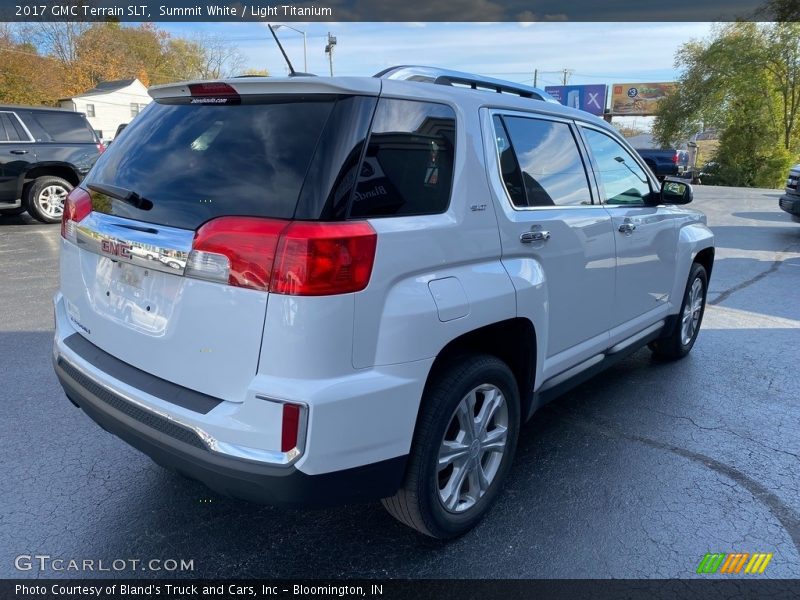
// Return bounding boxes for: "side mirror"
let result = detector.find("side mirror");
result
[661,178,693,204]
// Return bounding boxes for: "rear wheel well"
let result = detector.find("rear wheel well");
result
[425,318,536,420]
[694,247,715,280]
[24,166,80,188]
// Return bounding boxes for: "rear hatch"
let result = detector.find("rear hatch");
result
[59,78,380,402]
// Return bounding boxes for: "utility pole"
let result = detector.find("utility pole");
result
[533,68,538,87]
[561,69,573,85]
[325,32,337,76]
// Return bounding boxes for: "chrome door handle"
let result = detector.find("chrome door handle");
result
[520,230,550,243]
[618,223,636,234]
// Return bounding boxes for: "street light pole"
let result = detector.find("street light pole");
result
[325,32,337,76]
[273,24,307,73]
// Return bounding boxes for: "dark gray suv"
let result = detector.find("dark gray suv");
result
[0,106,103,223]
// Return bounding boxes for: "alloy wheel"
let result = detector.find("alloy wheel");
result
[681,277,705,345]
[437,384,509,513]
[36,185,68,220]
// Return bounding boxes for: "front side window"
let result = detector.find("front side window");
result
[582,128,651,205]
[493,115,592,207]
[350,98,456,218]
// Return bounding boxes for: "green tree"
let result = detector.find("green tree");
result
[654,22,800,188]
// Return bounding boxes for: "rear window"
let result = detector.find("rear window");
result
[27,111,96,143]
[349,98,456,218]
[85,98,336,230]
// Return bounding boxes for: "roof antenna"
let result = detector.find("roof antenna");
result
[268,23,311,77]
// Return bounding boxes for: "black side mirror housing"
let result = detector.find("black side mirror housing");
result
[661,178,693,204]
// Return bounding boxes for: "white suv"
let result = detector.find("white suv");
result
[53,67,714,538]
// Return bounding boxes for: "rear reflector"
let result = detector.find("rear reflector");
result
[186,217,377,296]
[61,187,92,241]
[281,403,302,453]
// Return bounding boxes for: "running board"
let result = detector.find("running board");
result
[526,321,666,420]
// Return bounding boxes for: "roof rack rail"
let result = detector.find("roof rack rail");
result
[374,66,559,104]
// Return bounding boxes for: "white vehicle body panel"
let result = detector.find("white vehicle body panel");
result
[54,72,715,493]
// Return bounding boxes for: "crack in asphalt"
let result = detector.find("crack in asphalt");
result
[651,409,800,461]
[709,242,800,306]
[565,417,800,554]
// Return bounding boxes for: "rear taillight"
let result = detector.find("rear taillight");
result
[281,403,303,453]
[187,217,288,290]
[61,187,92,242]
[97,141,106,154]
[189,82,238,96]
[672,152,680,164]
[271,221,377,296]
[186,217,377,296]
[188,82,240,104]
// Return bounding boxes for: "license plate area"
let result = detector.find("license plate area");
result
[96,256,171,335]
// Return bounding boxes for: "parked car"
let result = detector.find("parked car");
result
[779,163,800,222]
[53,67,714,539]
[0,106,104,223]
[635,147,683,180]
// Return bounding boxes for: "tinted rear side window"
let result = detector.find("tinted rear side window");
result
[85,98,336,230]
[349,98,456,218]
[0,113,29,142]
[28,112,95,143]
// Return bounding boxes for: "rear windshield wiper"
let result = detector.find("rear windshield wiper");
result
[87,183,153,211]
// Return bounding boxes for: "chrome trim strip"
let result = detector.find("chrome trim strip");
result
[57,349,299,467]
[75,212,193,275]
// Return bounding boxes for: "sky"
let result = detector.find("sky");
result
[159,22,716,130]
[162,21,715,87]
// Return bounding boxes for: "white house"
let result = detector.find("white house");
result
[59,79,151,142]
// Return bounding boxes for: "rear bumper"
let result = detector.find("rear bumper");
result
[779,193,800,221]
[54,352,406,506]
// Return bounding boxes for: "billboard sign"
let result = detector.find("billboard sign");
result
[611,82,676,116]
[544,85,607,116]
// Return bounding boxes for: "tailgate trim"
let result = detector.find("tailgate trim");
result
[63,333,223,415]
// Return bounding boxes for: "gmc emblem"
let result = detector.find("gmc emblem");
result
[101,239,132,259]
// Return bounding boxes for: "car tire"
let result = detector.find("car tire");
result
[26,176,73,224]
[381,354,520,539]
[649,262,708,360]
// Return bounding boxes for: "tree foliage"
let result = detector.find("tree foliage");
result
[0,22,246,106]
[654,22,800,188]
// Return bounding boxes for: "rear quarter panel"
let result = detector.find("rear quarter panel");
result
[351,83,516,369]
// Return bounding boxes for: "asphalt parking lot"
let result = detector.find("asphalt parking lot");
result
[1,185,798,579]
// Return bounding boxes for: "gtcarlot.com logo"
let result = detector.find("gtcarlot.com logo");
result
[14,554,194,573]
[697,552,773,574]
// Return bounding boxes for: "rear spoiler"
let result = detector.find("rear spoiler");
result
[148,77,382,100]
